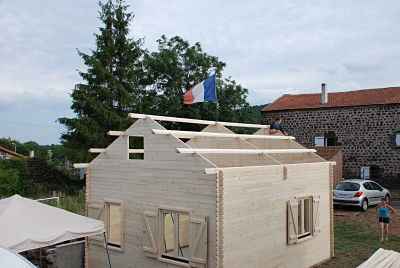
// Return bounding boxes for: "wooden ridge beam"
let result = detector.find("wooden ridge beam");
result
[89,148,106,153]
[176,148,316,154]
[152,129,294,140]
[129,113,269,129]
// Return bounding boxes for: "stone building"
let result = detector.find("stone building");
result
[263,85,400,186]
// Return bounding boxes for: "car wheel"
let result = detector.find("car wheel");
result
[361,199,368,212]
[385,195,391,204]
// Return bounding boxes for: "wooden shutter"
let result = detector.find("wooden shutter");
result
[143,210,158,258]
[189,216,208,268]
[87,202,105,242]
[287,199,299,245]
[313,195,321,234]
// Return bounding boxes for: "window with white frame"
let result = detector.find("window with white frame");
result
[105,201,123,248]
[129,136,144,160]
[160,210,190,264]
[287,195,320,245]
[314,136,326,147]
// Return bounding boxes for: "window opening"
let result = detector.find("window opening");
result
[105,202,122,248]
[160,210,190,263]
[129,136,144,160]
[297,197,312,239]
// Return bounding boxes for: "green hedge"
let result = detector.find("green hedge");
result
[0,159,83,198]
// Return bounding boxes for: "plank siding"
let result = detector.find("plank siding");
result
[86,117,332,268]
[221,163,331,268]
[87,118,218,268]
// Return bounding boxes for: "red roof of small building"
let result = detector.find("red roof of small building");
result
[0,145,26,159]
[263,86,400,112]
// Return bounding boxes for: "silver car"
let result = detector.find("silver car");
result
[333,179,391,211]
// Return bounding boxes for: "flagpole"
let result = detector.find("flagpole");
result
[210,67,218,123]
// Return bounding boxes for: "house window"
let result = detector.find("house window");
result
[314,132,339,147]
[395,133,400,147]
[325,131,339,146]
[143,210,208,265]
[129,136,144,160]
[314,136,326,147]
[160,210,190,264]
[297,197,313,239]
[370,165,383,179]
[360,166,370,180]
[287,196,320,245]
[105,202,123,248]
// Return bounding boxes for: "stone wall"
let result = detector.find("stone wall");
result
[263,104,400,186]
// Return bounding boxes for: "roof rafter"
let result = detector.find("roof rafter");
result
[89,148,106,153]
[176,148,316,154]
[73,163,89,169]
[129,113,269,129]
[107,131,125,136]
[152,129,294,140]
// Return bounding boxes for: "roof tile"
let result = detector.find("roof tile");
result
[263,87,400,111]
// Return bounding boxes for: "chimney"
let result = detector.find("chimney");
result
[321,83,328,104]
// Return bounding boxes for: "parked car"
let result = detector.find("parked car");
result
[333,179,391,211]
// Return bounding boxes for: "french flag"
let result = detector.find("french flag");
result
[183,75,217,105]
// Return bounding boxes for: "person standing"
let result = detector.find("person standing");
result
[377,199,396,242]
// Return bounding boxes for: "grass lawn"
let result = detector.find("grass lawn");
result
[317,218,400,267]
[37,191,86,215]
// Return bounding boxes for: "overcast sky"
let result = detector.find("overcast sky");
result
[1,1,400,144]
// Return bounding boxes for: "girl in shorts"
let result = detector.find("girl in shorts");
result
[377,198,396,242]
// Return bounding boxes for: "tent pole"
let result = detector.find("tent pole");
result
[103,232,112,268]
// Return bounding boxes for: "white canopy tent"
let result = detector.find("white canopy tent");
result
[0,195,104,253]
[0,247,36,268]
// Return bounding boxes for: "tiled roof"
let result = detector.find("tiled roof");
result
[0,145,26,158]
[263,87,400,112]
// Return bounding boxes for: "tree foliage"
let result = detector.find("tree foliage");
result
[0,159,82,198]
[0,138,66,165]
[0,166,23,197]
[59,0,261,162]
[143,35,259,131]
[59,0,147,162]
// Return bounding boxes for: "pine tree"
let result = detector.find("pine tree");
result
[59,0,147,162]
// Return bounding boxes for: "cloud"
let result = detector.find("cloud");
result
[1,0,400,143]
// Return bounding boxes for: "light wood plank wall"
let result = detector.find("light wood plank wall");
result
[221,163,332,268]
[87,118,218,268]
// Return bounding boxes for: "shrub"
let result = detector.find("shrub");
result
[0,167,24,197]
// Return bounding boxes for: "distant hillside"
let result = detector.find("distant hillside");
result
[253,104,269,111]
